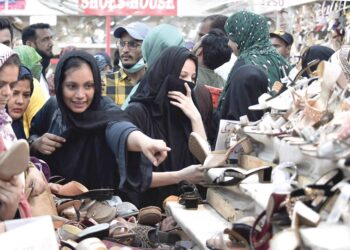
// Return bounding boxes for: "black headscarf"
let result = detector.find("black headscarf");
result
[301,45,335,77]
[126,46,199,207]
[220,64,268,121]
[32,50,141,194]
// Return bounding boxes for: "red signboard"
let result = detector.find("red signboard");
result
[0,0,25,11]
[79,0,177,16]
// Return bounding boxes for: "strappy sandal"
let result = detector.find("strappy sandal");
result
[107,217,136,245]
[205,165,272,186]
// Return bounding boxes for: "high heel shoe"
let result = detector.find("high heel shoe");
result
[205,165,272,186]
[189,134,252,168]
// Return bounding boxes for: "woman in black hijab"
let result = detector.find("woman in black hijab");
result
[300,45,335,77]
[29,50,169,195]
[220,64,268,121]
[126,46,207,207]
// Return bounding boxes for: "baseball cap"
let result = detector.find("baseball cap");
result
[114,22,150,40]
[270,30,294,46]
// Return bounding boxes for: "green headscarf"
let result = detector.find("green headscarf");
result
[224,11,289,89]
[141,24,185,68]
[14,45,42,80]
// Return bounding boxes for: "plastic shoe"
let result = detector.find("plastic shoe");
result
[0,139,29,181]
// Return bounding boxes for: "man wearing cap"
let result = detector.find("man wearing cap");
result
[270,30,294,59]
[102,22,150,106]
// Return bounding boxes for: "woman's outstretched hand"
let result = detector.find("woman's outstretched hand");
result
[141,139,171,166]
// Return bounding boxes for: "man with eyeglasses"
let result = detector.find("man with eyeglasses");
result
[102,22,150,107]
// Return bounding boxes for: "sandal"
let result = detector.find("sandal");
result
[203,137,252,168]
[80,200,117,223]
[108,217,135,245]
[0,139,29,181]
[137,206,162,226]
[53,181,114,201]
[58,223,110,242]
[188,132,211,164]
[132,224,180,248]
[206,231,236,250]
[61,237,108,250]
[205,165,272,186]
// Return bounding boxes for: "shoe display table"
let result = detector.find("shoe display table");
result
[165,182,274,249]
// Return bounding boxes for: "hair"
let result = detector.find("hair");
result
[22,23,51,44]
[200,29,232,70]
[17,66,34,95]
[202,15,228,33]
[0,54,21,71]
[0,17,13,41]
[62,56,90,81]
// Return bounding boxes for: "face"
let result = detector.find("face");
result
[118,33,142,68]
[179,59,197,83]
[271,37,290,58]
[0,65,19,110]
[7,79,31,120]
[195,20,212,43]
[0,28,12,48]
[228,39,239,56]
[62,63,95,113]
[33,28,54,58]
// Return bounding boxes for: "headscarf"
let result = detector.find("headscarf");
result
[127,46,199,207]
[94,52,112,72]
[224,11,289,89]
[141,24,185,68]
[14,45,42,80]
[331,45,350,80]
[32,50,148,193]
[301,45,335,77]
[0,43,16,130]
[9,66,34,140]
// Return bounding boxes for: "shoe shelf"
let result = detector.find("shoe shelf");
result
[165,201,232,250]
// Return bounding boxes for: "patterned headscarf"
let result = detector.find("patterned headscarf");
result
[224,11,289,90]
[0,43,15,69]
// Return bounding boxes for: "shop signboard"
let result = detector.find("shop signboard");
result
[79,0,177,16]
[0,0,25,10]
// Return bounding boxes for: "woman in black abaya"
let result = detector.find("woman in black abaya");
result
[29,50,169,196]
[126,46,207,207]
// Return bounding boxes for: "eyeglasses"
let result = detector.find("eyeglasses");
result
[118,40,141,50]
